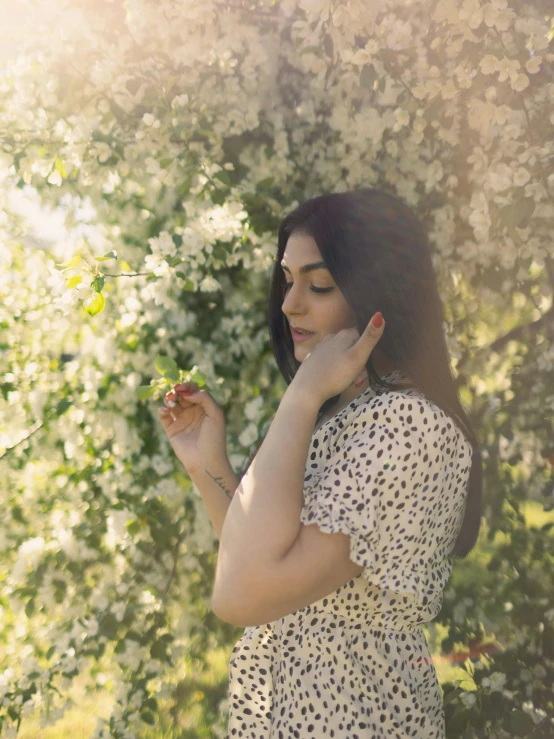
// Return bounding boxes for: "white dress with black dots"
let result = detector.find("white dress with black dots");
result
[226,370,472,738]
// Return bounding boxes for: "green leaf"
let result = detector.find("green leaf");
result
[499,197,535,229]
[360,65,378,90]
[143,697,158,712]
[126,520,141,536]
[213,246,229,262]
[300,45,320,55]
[140,710,155,726]
[66,275,83,288]
[136,385,155,400]
[25,599,35,618]
[214,170,230,186]
[85,291,105,316]
[12,505,26,523]
[99,613,119,640]
[56,398,72,415]
[154,354,179,382]
[188,368,206,386]
[176,272,195,291]
[94,250,118,261]
[55,158,68,179]
[91,275,105,292]
[159,158,173,168]
[257,176,274,190]
[508,708,535,736]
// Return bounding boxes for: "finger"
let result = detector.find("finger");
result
[164,394,178,409]
[367,312,384,335]
[158,407,174,423]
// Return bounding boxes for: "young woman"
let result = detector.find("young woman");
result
[159,187,483,738]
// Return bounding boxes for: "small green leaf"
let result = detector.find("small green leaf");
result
[140,710,155,726]
[499,197,535,229]
[257,176,274,190]
[188,369,206,385]
[143,697,158,712]
[55,158,68,179]
[300,45,320,55]
[56,398,72,415]
[213,246,229,261]
[508,709,535,736]
[56,255,84,268]
[25,599,35,618]
[94,250,118,261]
[154,355,179,382]
[214,170,230,186]
[360,65,378,90]
[99,613,118,640]
[85,291,105,316]
[91,275,105,292]
[66,275,83,288]
[175,272,195,291]
[136,385,156,400]
[126,520,141,536]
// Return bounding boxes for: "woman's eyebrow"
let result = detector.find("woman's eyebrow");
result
[280,260,329,274]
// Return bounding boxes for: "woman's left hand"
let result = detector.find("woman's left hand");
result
[292,312,385,408]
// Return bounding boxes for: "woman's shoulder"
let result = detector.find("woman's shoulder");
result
[355,386,470,453]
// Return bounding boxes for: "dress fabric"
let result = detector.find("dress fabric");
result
[226,370,473,738]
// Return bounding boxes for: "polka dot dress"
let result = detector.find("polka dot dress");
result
[227,370,472,738]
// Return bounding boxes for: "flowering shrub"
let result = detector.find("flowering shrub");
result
[1,0,553,736]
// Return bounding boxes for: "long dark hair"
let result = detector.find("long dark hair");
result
[240,187,482,559]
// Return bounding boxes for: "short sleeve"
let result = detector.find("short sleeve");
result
[300,391,470,606]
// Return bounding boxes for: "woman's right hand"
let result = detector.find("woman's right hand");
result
[157,382,228,476]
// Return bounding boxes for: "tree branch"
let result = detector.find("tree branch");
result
[0,420,43,460]
[456,305,554,380]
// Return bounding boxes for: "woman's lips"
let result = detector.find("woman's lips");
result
[292,329,315,342]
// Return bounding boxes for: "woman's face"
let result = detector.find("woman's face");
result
[280,232,358,361]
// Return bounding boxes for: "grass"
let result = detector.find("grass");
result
[15,500,554,737]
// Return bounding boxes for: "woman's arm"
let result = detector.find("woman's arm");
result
[188,457,240,541]
[211,385,319,611]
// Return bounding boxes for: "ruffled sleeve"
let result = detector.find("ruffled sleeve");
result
[300,390,471,607]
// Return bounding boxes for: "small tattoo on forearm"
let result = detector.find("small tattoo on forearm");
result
[206,470,234,500]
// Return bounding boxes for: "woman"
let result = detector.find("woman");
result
[160,187,483,738]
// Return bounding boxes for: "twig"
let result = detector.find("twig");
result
[0,420,43,460]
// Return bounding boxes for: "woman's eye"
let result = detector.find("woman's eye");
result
[282,283,334,294]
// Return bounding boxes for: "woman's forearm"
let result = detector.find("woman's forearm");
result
[188,457,240,541]
[213,385,319,602]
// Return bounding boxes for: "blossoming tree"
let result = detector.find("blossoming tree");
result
[1,0,553,736]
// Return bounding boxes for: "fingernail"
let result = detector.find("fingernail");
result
[371,312,383,328]
[176,390,193,396]
[168,400,176,407]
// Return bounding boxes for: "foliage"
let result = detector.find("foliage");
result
[1,0,553,736]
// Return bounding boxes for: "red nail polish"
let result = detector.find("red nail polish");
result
[371,312,383,328]
[177,390,193,396]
